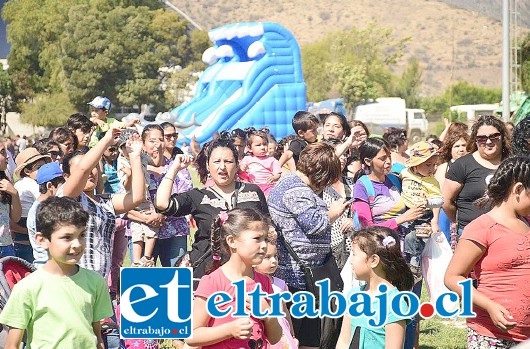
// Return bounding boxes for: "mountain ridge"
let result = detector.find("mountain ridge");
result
[168,0,529,96]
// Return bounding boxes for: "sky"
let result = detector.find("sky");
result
[0,0,9,59]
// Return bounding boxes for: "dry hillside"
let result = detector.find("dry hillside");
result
[168,0,529,97]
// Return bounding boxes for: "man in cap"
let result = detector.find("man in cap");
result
[26,162,66,268]
[87,96,139,147]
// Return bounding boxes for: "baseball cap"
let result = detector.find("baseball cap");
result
[87,96,112,112]
[36,162,64,185]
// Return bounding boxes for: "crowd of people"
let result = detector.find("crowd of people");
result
[0,95,529,349]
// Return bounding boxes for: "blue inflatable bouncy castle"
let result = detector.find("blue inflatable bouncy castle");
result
[171,22,306,143]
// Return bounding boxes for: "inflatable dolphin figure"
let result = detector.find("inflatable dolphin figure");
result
[155,112,201,130]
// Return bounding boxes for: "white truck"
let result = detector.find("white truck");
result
[353,97,428,143]
[449,104,498,125]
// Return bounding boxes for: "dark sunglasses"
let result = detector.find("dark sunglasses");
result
[107,147,118,152]
[220,128,247,140]
[476,133,501,145]
[49,150,64,158]
[164,133,178,140]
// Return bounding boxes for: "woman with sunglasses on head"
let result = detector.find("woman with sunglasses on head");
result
[443,115,511,237]
[219,128,248,161]
[160,122,183,161]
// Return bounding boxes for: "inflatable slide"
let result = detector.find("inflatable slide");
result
[170,22,306,144]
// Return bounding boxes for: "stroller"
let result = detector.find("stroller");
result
[0,256,35,344]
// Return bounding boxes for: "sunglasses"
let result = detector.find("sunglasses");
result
[220,129,247,140]
[476,133,501,145]
[49,150,64,158]
[107,147,118,152]
[164,133,178,140]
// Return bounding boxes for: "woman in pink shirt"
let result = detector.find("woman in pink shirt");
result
[445,156,530,348]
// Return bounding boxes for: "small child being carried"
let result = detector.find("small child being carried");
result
[239,128,282,197]
[400,141,443,280]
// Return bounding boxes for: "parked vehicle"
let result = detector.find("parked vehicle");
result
[449,104,498,125]
[353,97,428,142]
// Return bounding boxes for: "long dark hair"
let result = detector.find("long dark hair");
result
[467,115,511,158]
[0,171,12,204]
[207,208,269,274]
[353,138,391,182]
[352,226,414,292]
[475,156,530,209]
[195,139,239,185]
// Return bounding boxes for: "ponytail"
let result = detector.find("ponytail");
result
[352,227,414,291]
[207,215,225,275]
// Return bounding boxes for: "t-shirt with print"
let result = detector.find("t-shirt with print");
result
[461,214,530,342]
[348,285,409,349]
[288,138,308,163]
[159,182,268,278]
[445,153,495,230]
[0,267,113,349]
[57,186,116,278]
[0,201,12,247]
[353,176,406,227]
[400,168,441,209]
[194,268,273,349]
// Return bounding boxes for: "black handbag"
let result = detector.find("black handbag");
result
[276,230,344,303]
[276,229,344,349]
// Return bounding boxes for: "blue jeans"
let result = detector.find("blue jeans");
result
[14,243,34,263]
[0,244,15,258]
[404,280,422,349]
[153,235,187,267]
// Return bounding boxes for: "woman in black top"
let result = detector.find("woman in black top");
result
[443,115,511,233]
[155,139,268,277]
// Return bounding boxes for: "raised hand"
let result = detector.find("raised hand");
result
[125,133,143,157]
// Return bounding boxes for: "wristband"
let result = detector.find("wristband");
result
[163,176,175,182]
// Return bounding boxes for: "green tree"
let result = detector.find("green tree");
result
[420,81,502,118]
[522,33,530,93]
[20,92,76,127]
[301,23,410,109]
[388,58,423,108]
[0,65,13,133]
[2,0,209,124]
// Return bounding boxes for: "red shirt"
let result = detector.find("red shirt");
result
[194,268,273,348]
[462,214,530,342]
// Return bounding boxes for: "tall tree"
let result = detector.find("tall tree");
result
[301,23,410,109]
[522,33,530,94]
[2,0,209,123]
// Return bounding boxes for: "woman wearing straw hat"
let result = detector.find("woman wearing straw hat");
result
[12,148,51,262]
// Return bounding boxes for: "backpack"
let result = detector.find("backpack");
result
[352,174,402,231]
[0,256,35,310]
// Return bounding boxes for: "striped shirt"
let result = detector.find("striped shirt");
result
[57,187,116,278]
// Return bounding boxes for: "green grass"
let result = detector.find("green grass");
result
[419,284,467,349]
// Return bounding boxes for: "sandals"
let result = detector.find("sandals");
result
[132,256,155,267]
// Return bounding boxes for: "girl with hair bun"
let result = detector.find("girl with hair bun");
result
[186,208,282,349]
[445,156,530,348]
[337,226,413,349]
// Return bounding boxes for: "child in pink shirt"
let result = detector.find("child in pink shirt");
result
[239,129,281,197]
[186,208,282,349]
[255,240,298,349]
